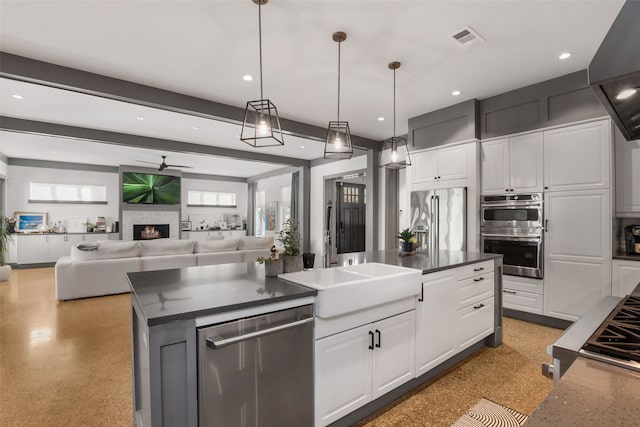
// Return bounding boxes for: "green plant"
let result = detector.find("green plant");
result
[0,216,14,266]
[397,228,416,243]
[278,218,301,256]
[257,246,279,263]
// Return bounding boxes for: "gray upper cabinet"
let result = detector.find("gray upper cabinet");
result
[408,100,479,151]
[614,128,640,215]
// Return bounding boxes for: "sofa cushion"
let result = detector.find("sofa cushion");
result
[195,239,239,253]
[71,240,140,261]
[237,236,274,250]
[204,235,224,241]
[139,239,195,256]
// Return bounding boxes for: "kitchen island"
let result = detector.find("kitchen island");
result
[128,250,503,427]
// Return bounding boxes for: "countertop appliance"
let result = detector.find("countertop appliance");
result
[480,193,544,279]
[198,304,314,426]
[410,188,466,252]
[624,225,640,255]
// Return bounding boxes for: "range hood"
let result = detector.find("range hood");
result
[588,1,640,141]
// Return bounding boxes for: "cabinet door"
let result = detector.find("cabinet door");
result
[45,235,65,262]
[437,144,468,182]
[544,120,610,191]
[17,236,47,264]
[62,235,84,257]
[415,271,456,376]
[457,297,495,350]
[615,135,640,213]
[83,234,102,243]
[314,324,372,427]
[371,310,416,400]
[412,150,438,185]
[481,138,510,195]
[611,260,640,297]
[510,132,543,193]
[544,190,611,321]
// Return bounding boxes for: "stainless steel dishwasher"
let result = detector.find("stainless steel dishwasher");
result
[197,304,314,427]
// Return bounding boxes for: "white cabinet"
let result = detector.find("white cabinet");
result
[415,270,456,376]
[614,132,640,214]
[454,262,495,351]
[544,190,611,321]
[544,119,610,192]
[503,275,544,315]
[412,143,468,188]
[314,311,415,427]
[182,230,246,241]
[61,234,104,256]
[17,235,64,264]
[611,259,640,297]
[481,132,543,195]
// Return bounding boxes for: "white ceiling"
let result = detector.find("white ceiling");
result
[0,0,625,176]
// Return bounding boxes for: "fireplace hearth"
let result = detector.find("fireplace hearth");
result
[133,224,169,240]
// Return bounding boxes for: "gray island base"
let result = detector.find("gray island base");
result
[128,250,503,427]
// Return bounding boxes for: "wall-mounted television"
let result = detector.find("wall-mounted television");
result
[122,172,181,204]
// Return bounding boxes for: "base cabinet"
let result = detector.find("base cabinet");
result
[503,275,544,315]
[314,311,415,427]
[17,235,64,264]
[612,259,640,297]
[457,297,495,350]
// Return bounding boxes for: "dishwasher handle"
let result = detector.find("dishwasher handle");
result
[206,316,314,349]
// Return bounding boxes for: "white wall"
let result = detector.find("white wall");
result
[6,165,119,229]
[181,177,248,227]
[309,155,367,257]
[0,157,8,177]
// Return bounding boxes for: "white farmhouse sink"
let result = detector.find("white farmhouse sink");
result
[279,263,421,318]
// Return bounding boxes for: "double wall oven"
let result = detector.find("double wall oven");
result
[481,193,544,279]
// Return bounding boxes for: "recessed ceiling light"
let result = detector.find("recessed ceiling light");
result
[11,94,23,99]
[615,88,637,100]
[300,145,305,149]
[377,117,385,121]
[558,52,572,60]
[452,90,461,96]
[243,75,253,81]
[136,116,144,121]
[192,126,200,130]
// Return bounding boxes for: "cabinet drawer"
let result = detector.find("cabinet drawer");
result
[457,272,494,308]
[503,289,543,314]
[503,275,543,295]
[457,297,494,350]
[455,261,494,281]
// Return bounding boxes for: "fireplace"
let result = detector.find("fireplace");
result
[133,224,169,240]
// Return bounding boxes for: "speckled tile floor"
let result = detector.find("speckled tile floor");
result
[1,268,563,426]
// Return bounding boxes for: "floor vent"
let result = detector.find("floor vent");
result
[451,26,485,47]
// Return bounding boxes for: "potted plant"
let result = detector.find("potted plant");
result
[257,245,283,277]
[0,216,14,282]
[398,228,417,254]
[278,218,303,273]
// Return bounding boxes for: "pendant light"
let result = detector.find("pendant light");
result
[380,61,411,169]
[324,31,353,159]
[240,0,284,147]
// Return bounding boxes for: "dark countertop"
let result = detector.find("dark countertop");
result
[127,262,317,326]
[334,250,502,274]
[524,357,640,426]
[612,251,640,261]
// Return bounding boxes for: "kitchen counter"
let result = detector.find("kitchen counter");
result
[335,249,502,274]
[127,262,317,326]
[524,357,640,426]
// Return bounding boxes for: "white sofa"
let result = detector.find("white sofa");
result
[55,236,274,300]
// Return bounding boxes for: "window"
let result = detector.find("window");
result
[29,182,107,204]
[187,190,237,207]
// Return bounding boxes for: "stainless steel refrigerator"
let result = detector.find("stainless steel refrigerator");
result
[410,188,466,252]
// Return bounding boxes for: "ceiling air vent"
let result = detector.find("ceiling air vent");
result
[451,26,485,48]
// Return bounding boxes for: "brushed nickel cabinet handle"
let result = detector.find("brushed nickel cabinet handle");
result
[473,304,485,310]
[473,277,484,282]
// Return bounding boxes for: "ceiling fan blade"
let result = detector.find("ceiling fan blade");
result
[166,164,193,169]
[135,160,158,165]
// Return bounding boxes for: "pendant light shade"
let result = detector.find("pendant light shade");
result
[240,0,284,148]
[325,31,353,160]
[380,61,411,169]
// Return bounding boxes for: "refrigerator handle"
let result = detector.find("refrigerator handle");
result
[435,195,440,252]
[430,195,435,250]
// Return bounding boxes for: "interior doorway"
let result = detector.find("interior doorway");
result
[336,182,365,254]
[0,177,5,216]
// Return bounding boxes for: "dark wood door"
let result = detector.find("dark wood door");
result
[336,182,365,254]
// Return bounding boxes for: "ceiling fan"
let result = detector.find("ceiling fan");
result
[136,155,193,171]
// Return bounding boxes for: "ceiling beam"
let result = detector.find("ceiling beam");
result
[0,52,381,151]
[0,116,311,167]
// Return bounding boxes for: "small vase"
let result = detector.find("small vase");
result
[401,242,414,253]
[283,255,303,273]
[264,258,284,277]
[0,265,12,282]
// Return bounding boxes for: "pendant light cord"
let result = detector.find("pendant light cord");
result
[337,40,341,123]
[393,67,396,142]
[258,2,264,100]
